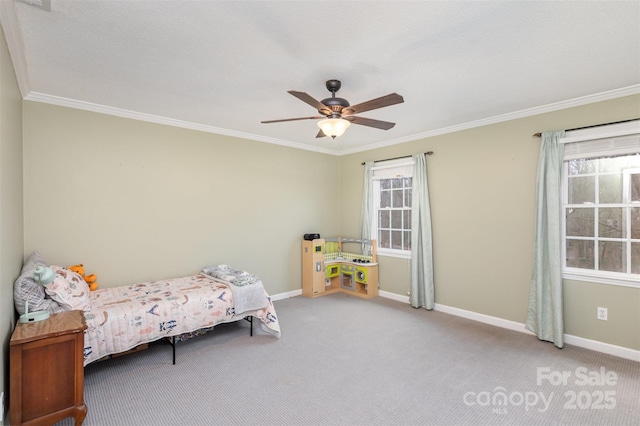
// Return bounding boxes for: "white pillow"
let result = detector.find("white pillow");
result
[45,266,91,312]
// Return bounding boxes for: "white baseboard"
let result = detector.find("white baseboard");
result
[377,291,640,362]
[378,290,410,303]
[271,289,302,301]
[433,302,535,335]
[562,334,640,362]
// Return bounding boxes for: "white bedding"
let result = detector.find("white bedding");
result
[201,264,267,314]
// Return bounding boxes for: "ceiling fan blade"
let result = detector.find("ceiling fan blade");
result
[261,116,324,124]
[342,93,404,115]
[288,90,331,114]
[316,129,326,138]
[345,116,396,130]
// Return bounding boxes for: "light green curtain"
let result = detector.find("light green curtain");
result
[360,161,374,255]
[526,130,565,348]
[410,153,434,310]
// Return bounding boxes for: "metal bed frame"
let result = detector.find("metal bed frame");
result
[166,316,253,365]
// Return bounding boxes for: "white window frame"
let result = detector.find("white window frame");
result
[560,120,640,288]
[370,158,414,259]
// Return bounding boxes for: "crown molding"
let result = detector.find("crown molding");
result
[25,85,638,158]
[337,84,640,156]
[24,91,340,155]
[0,0,31,97]
[17,75,640,158]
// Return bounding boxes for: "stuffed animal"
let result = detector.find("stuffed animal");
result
[68,264,99,291]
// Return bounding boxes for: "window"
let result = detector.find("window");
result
[370,158,414,258]
[561,121,640,287]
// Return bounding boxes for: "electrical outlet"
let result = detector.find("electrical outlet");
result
[597,307,608,321]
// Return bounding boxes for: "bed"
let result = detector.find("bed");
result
[13,252,281,366]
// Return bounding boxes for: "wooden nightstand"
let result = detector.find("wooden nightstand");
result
[10,310,88,426]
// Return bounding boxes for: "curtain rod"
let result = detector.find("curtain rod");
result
[532,118,639,137]
[361,151,433,165]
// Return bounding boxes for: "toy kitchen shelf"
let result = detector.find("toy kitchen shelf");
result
[302,237,378,299]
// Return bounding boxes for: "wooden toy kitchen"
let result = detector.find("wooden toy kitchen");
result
[302,237,378,299]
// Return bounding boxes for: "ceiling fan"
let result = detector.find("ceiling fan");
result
[261,79,404,139]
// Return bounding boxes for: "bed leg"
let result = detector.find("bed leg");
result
[172,336,176,365]
[242,316,254,336]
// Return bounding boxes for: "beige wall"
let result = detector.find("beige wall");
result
[23,102,341,295]
[0,27,24,422]
[339,95,640,351]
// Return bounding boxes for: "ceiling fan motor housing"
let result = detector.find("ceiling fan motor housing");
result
[321,79,350,116]
[320,97,350,116]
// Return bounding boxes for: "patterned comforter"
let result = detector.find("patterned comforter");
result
[83,274,280,366]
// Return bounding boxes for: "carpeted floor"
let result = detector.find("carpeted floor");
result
[58,293,639,425]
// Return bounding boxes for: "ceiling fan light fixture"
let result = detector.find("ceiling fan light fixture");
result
[317,118,350,139]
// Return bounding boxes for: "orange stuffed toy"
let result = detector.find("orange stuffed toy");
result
[68,264,99,291]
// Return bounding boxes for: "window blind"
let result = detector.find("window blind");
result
[561,120,640,160]
[371,157,414,179]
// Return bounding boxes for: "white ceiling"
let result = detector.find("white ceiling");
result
[2,1,639,155]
